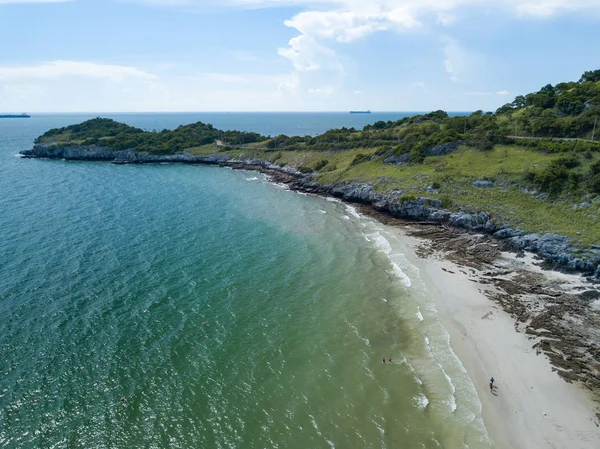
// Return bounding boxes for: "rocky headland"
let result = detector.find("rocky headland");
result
[21,141,600,403]
[21,143,600,280]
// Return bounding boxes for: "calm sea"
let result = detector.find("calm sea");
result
[0,113,489,448]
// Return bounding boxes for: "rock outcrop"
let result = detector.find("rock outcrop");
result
[21,144,235,165]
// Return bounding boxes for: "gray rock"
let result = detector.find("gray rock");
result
[383,153,409,165]
[494,228,526,239]
[573,202,592,209]
[473,180,494,188]
[331,183,375,202]
[424,141,461,157]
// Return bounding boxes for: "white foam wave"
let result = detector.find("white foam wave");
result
[310,414,323,436]
[413,393,429,409]
[246,177,258,181]
[389,262,412,287]
[325,196,342,203]
[447,395,457,413]
[416,307,424,322]
[373,420,385,437]
[370,233,412,287]
[345,204,361,219]
[374,234,392,254]
[439,363,458,412]
[424,336,430,348]
[439,364,456,394]
[345,319,370,347]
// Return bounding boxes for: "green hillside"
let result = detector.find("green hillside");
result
[33,71,600,246]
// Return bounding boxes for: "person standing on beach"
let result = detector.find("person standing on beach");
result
[388,356,392,363]
[489,381,493,392]
[382,358,386,364]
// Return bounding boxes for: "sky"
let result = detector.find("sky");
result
[1,0,599,112]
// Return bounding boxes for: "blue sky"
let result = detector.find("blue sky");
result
[1,0,599,112]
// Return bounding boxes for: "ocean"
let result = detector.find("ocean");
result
[0,113,490,448]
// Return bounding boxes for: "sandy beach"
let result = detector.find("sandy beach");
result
[393,228,600,448]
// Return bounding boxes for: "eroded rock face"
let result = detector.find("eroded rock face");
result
[21,144,236,165]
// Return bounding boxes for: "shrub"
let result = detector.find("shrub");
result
[408,147,425,164]
[312,159,329,171]
[350,153,371,166]
[535,162,569,194]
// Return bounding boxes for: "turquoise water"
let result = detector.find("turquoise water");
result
[0,114,490,448]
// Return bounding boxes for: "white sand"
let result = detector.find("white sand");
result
[398,234,600,449]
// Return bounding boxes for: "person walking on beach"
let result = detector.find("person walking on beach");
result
[382,358,386,364]
[388,356,392,364]
[490,377,494,386]
[489,381,493,392]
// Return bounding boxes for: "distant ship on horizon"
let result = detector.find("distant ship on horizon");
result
[0,113,30,118]
[349,110,371,114]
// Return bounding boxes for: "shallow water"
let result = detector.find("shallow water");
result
[0,114,489,448]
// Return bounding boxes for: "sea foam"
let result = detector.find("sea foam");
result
[413,393,430,409]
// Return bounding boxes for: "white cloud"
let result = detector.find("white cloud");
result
[443,39,485,83]
[277,34,335,72]
[128,0,600,102]
[0,60,313,111]
[0,60,157,82]
[497,89,510,96]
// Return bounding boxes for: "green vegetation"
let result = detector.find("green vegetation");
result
[36,117,267,154]
[34,70,600,245]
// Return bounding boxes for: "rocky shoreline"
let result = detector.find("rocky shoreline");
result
[21,144,600,279]
[21,144,600,397]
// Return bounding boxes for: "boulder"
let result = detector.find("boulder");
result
[424,141,461,157]
[473,180,494,188]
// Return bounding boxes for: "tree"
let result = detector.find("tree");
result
[579,70,600,83]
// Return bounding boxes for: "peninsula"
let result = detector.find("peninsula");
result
[20,69,600,441]
[22,69,600,280]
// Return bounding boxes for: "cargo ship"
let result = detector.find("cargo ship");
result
[349,110,371,114]
[0,113,30,118]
